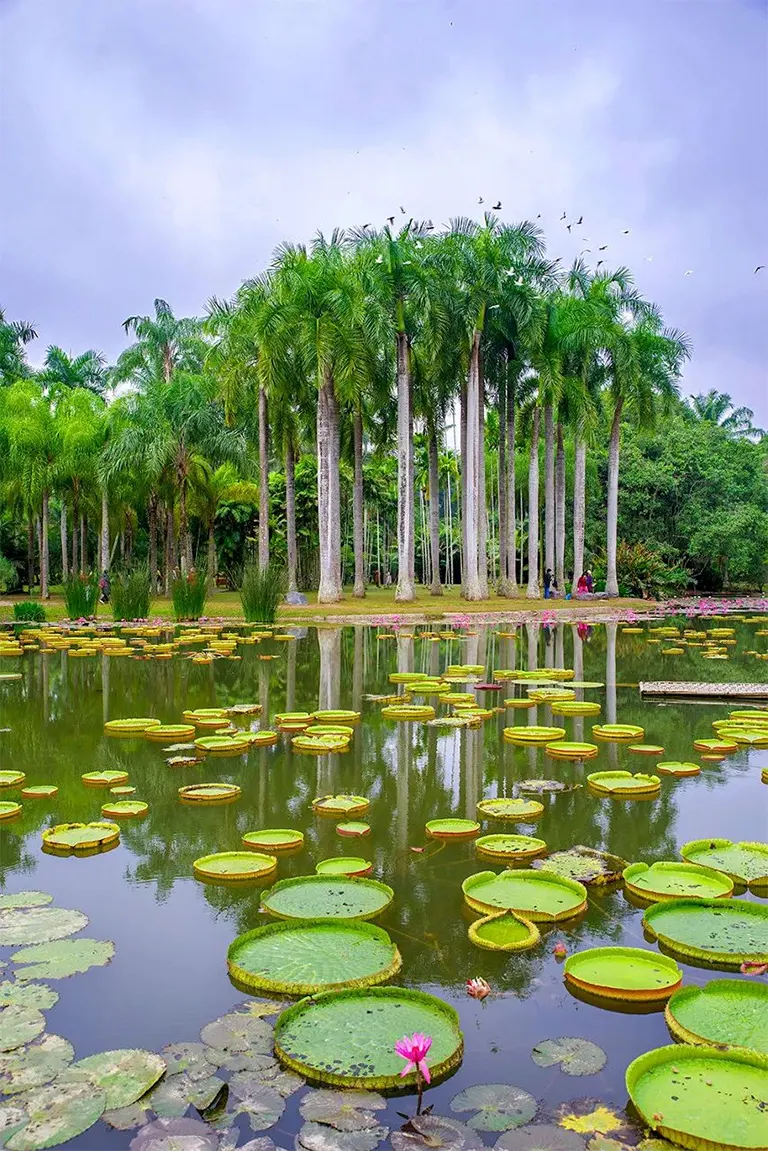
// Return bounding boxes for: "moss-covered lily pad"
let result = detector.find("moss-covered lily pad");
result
[531,1038,606,1076]
[517,780,576,795]
[193,852,277,883]
[4,1078,106,1151]
[0,907,87,947]
[12,938,115,981]
[476,835,547,863]
[665,979,768,1055]
[625,1044,768,1151]
[0,1033,73,1094]
[563,947,682,1003]
[0,1008,46,1052]
[41,822,120,855]
[679,839,768,891]
[227,920,401,996]
[462,870,587,922]
[261,876,393,921]
[0,984,58,1011]
[298,1088,386,1131]
[586,772,660,798]
[535,848,627,886]
[0,895,51,911]
[274,987,463,1089]
[643,898,768,967]
[477,798,545,821]
[65,1048,166,1110]
[243,829,304,853]
[426,819,481,840]
[494,1125,587,1150]
[468,912,540,952]
[450,1083,537,1131]
[624,861,734,902]
[316,859,373,878]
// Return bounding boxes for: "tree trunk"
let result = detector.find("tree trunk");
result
[526,407,541,598]
[427,424,442,595]
[352,404,365,598]
[148,494,158,595]
[395,332,415,601]
[258,385,270,571]
[317,370,342,602]
[71,499,78,575]
[544,402,555,578]
[555,420,566,589]
[606,400,622,596]
[79,514,86,574]
[505,376,517,594]
[100,488,109,573]
[572,438,586,594]
[164,506,173,593]
[60,504,68,582]
[285,445,298,596]
[460,376,468,595]
[206,525,217,589]
[41,492,49,598]
[26,518,34,592]
[179,485,192,575]
[462,330,483,600]
[477,341,488,599]
[498,372,508,593]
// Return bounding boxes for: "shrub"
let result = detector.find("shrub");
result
[111,566,152,622]
[62,572,99,618]
[0,555,17,594]
[239,562,284,624]
[171,568,207,621]
[594,542,689,600]
[13,601,46,623]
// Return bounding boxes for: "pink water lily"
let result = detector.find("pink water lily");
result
[740,961,768,976]
[466,976,491,1000]
[395,1032,432,1084]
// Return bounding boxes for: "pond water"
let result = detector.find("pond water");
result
[0,615,766,1149]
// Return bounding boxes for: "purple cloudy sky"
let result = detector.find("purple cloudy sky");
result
[2,0,766,420]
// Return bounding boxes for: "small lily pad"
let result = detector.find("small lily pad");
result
[200,1012,274,1057]
[494,1127,587,1151]
[535,848,627,887]
[0,894,52,911]
[161,1042,217,1081]
[0,907,88,947]
[0,984,58,1011]
[129,1117,219,1151]
[5,1078,106,1150]
[299,1089,386,1131]
[0,1034,74,1093]
[102,1103,150,1130]
[12,938,115,981]
[65,1048,166,1109]
[227,1077,284,1130]
[391,1115,482,1151]
[557,1105,625,1137]
[298,1121,389,1151]
[451,1083,537,1131]
[0,1007,45,1052]
[531,1038,607,1077]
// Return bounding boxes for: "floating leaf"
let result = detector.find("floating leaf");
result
[12,939,115,981]
[0,1034,73,1093]
[299,1088,386,1131]
[236,998,284,1018]
[298,1121,389,1151]
[679,839,768,889]
[261,876,393,921]
[0,983,58,1010]
[102,1103,150,1130]
[517,781,576,795]
[535,848,626,887]
[557,1105,625,1136]
[642,898,768,966]
[563,947,681,1004]
[623,861,733,902]
[391,1114,482,1151]
[0,907,88,947]
[129,1117,219,1151]
[186,1075,227,1111]
[65,1047,166,1109]
[251,1064,304,1097]
[0,1007,45,1052]
[665,978,768,1054]
[531,1038,606,1077]
[451,1083,537,1131]
[585,1139,631,1151]
[0,1105,27,1147]
[494,1127,587,1151]
[216,1049,278,1075]
[462,871,587,922]
[200,1011,274,1057]
[0,894,52,911]
[228,1077,284,1129]
[144,1075,190,1118]
[161,1041,217,1080]
[5,1078,106,1150]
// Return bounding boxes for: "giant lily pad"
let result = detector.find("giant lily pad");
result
[643,898,768,967]
[476,835,547,863]
[20,788,58,800]
[477,799,545,821]
[337,823,371,838]
[468,912,540,952]
[503,726,566,744]
[462,870,587,922]
[0,1008,45,1052]
[624,861,734,902]
[145,724,197,742]
[261,876,393,921]
[0,803,22,821]
[391,1115,482,1151]
[193,852,277,883]
[591,724,644,741]
[426,819,481,840]
[65,1048,166,1109]
[41,822,120,855]
[104,718,161,736]
[81,770,130,787]
[4,1078,106,1150]
[0,907,87,947]
[564,947,682,1003]
[586,772,660,798]
[316,859,373,878]
[227,920,401,995]
[0,894,51,911]
[665,979,768,1055]
[298,1088,386,1131]
[535,848,626,887]
[625,1044,768,1151]
[517,780,577,795]
[531,1038,606,1076]
[0,1034,73,1093]
[494,1125,587,1150]
[101,800,149,819]
[274,987,463,1089]
[313,796,370,817]
[243,829,304,853]
[178,783,241,804]
[545,743,598,761]
[679,839,768,891]
[655,762,700,777]
[0,772,25,788]
[12,938,115,981]
[450,1084,537,1131]
[0,985,58,1011]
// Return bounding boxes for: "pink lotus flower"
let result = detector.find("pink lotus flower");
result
[395,1032,432,1083]
[553,942,568,960]
[466,976,491,1000]
[740,961,768,976]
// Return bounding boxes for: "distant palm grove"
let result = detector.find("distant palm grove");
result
[1,215,766,604]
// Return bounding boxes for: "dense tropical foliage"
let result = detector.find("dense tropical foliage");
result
[1,216,766,603]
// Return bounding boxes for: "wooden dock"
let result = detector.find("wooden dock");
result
[639,680,768,702]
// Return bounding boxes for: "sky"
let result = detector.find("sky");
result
[2,0,767,421]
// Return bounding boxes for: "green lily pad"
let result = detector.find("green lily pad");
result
[20,788,58,800]
[337,823,371,838]
[228,919,401,996]
[477,799,545,821]
[243,829,304,852]
[130,1118,219,1150]
[313,796,369,816]
[316,859,372,877]
[426,819,481,840]
[0,1034,74,1094]
[531,1038,607,1076]
[0,907,88,947]
[200,1012,274,1057]
[625,1044,768,1151]
[451,1083,538,1131]
[41,822,120,855]
[274,987,463,1089]
[299,1088,386,1131]
[102,1103,149,1130]
[494,1125,587,1151]
[462,870,587,922]
[227,1076,284,1129]
[468,912,540,952]
[100,800,149,819]
[81,770,129,786]
[391,1115,482,1151]
[586,771,660,797]
[261,876,394,921]
[298,1121,389,1151]
[517,781,575,795]
[12,938,115,980]
[536,848,627,886]
[0,803,22,821]
[643,898,768,967]
[0,984,58,1010]
[476,835,547,863]
[679,839,768,890]
[193,852,277,882]
[0,772,25,788]
[624,861,734,902]
[665,979,768,1055]
[0,895,52,911]
[0,1008,45,1052]
[161,1042,217,1081]
[65,1048,166,1109]
[563,947,682,1003]
[4,1079,106,1151]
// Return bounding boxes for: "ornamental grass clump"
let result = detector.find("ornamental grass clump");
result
[239,561,284,623]
[13,601,46,623]
[63,572,99,618]
[110,565,152,622]
[171,569,207,621]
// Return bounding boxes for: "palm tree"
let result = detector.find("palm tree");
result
[117,298,204,384]
[689,390,763,440]
[0,308,37,384]
[190,462,259,586]
[38,346,107,397]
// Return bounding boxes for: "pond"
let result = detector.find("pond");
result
[0,614,766,1149]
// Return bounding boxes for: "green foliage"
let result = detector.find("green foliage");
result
[594,541,689,600]
[62,573,99,618]
[171,570,207,621]
[0,554,17,593]
[110,566,152,622]
[13,601,46,622]
[239,562,284,623]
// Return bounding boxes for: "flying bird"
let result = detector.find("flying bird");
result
[599,245,608,251]
[581,249,591,254]
[400,205,406,213]
[492,200,502,210]
[536,213,541,218]
[566,224,572,232]
[426,222,435,230]
[387,216,395,225]
[622,229,630,235]
[755,265,765,274]
[645,256,654,262]
[684,270,693,276]
[576,215,583,225]
[361,223,370,229]
[596,260,604,268]
[478,196,484,204]
[560,212,567,220]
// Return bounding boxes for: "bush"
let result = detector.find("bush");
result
[111,566,152,622]
[63,572,99,618]
[595,542,689,600]
[171,568,207,621]
[13,601,46,622]
[0,555,17,594]
[239,562,284,624]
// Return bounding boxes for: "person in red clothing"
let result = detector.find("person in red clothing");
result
[576,572,588,593]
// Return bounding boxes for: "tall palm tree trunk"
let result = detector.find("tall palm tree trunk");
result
[71,497,78,574]
[477,344,488,599]
[317,370,342,602]
[555,421,566,589]
[544,403,555,577]
[572,439,586,594]
[606,400,622,596]
[462,330,483,600]
[164,506,173,593]
[526,408,541,598]
[41,492,50,598]
[427,424,442,595]
[285,445,298,596]
[258,385,270,571]
[100,489,109,573]
[79,514,86,575]
[352,404,365,598]
[395,333,415,601]
[460,378,468,595]
[179,486,192,574]
[60,505,68,581]
[206,525,217,588]
[505,378,517,594]
[148,494,158,594]
[498,374,508,593]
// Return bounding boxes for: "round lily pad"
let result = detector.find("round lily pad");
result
[517,780,574,795]
[104,718,161,736]
[451,1083,537,1131]
[426,819,481,840]
[462,870,587,922]
[145,723,197,742]
[679,839,768,891]
[586,772,660,797]
[297,1119,386,1151]
[476,835,547,863]
[477,798,545,821]
[81,770,129,787]
[227,919,401,995]
[243,829,304,853]
[628,745,665,755]
[0,803,22,821]
[0,985,58,1011]
[535,848,627,887]
[316,859,373,878]
[503,726,566,744]
[531,1038,607,1076]
[591,724,644,741]
[294,734,350,753]
[0,894,51,911]
[381,704,435,721]
[109,786,136,796]
[41,822,120,855]
[693,737,737,753]
[19,788,58,800]
[274,987,463,1088]
[655,762,700,777]
[178,783,241,804]
[468,912,540,953]
[4,1077,106,1150]
[193,735,250,756]
[337,822,370,838]
[494,1125,586,1151]
[0,1033,73,1094]
[564,947,682,1003]
[625,1044,768,1151]
[643,898,768,967]
[12,939,115,981]
[545,743,598,761]
[0,907,88,947]
[391,1114,483,1151]
[129,1118,218,1150]
[229,1076,286,1129]
[64,1048,166,1109]
[100,800,149,819]
[0,1008,45,1052]
[665,979,768,1055]
[199,1011,274,1057]
[298,1087,386,1130]
[313,710,360,724]
[313,796,370,817]
[624,861,734,902]
[261,876,393,921]
[193,852,277,883]
[0,772,25,788]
